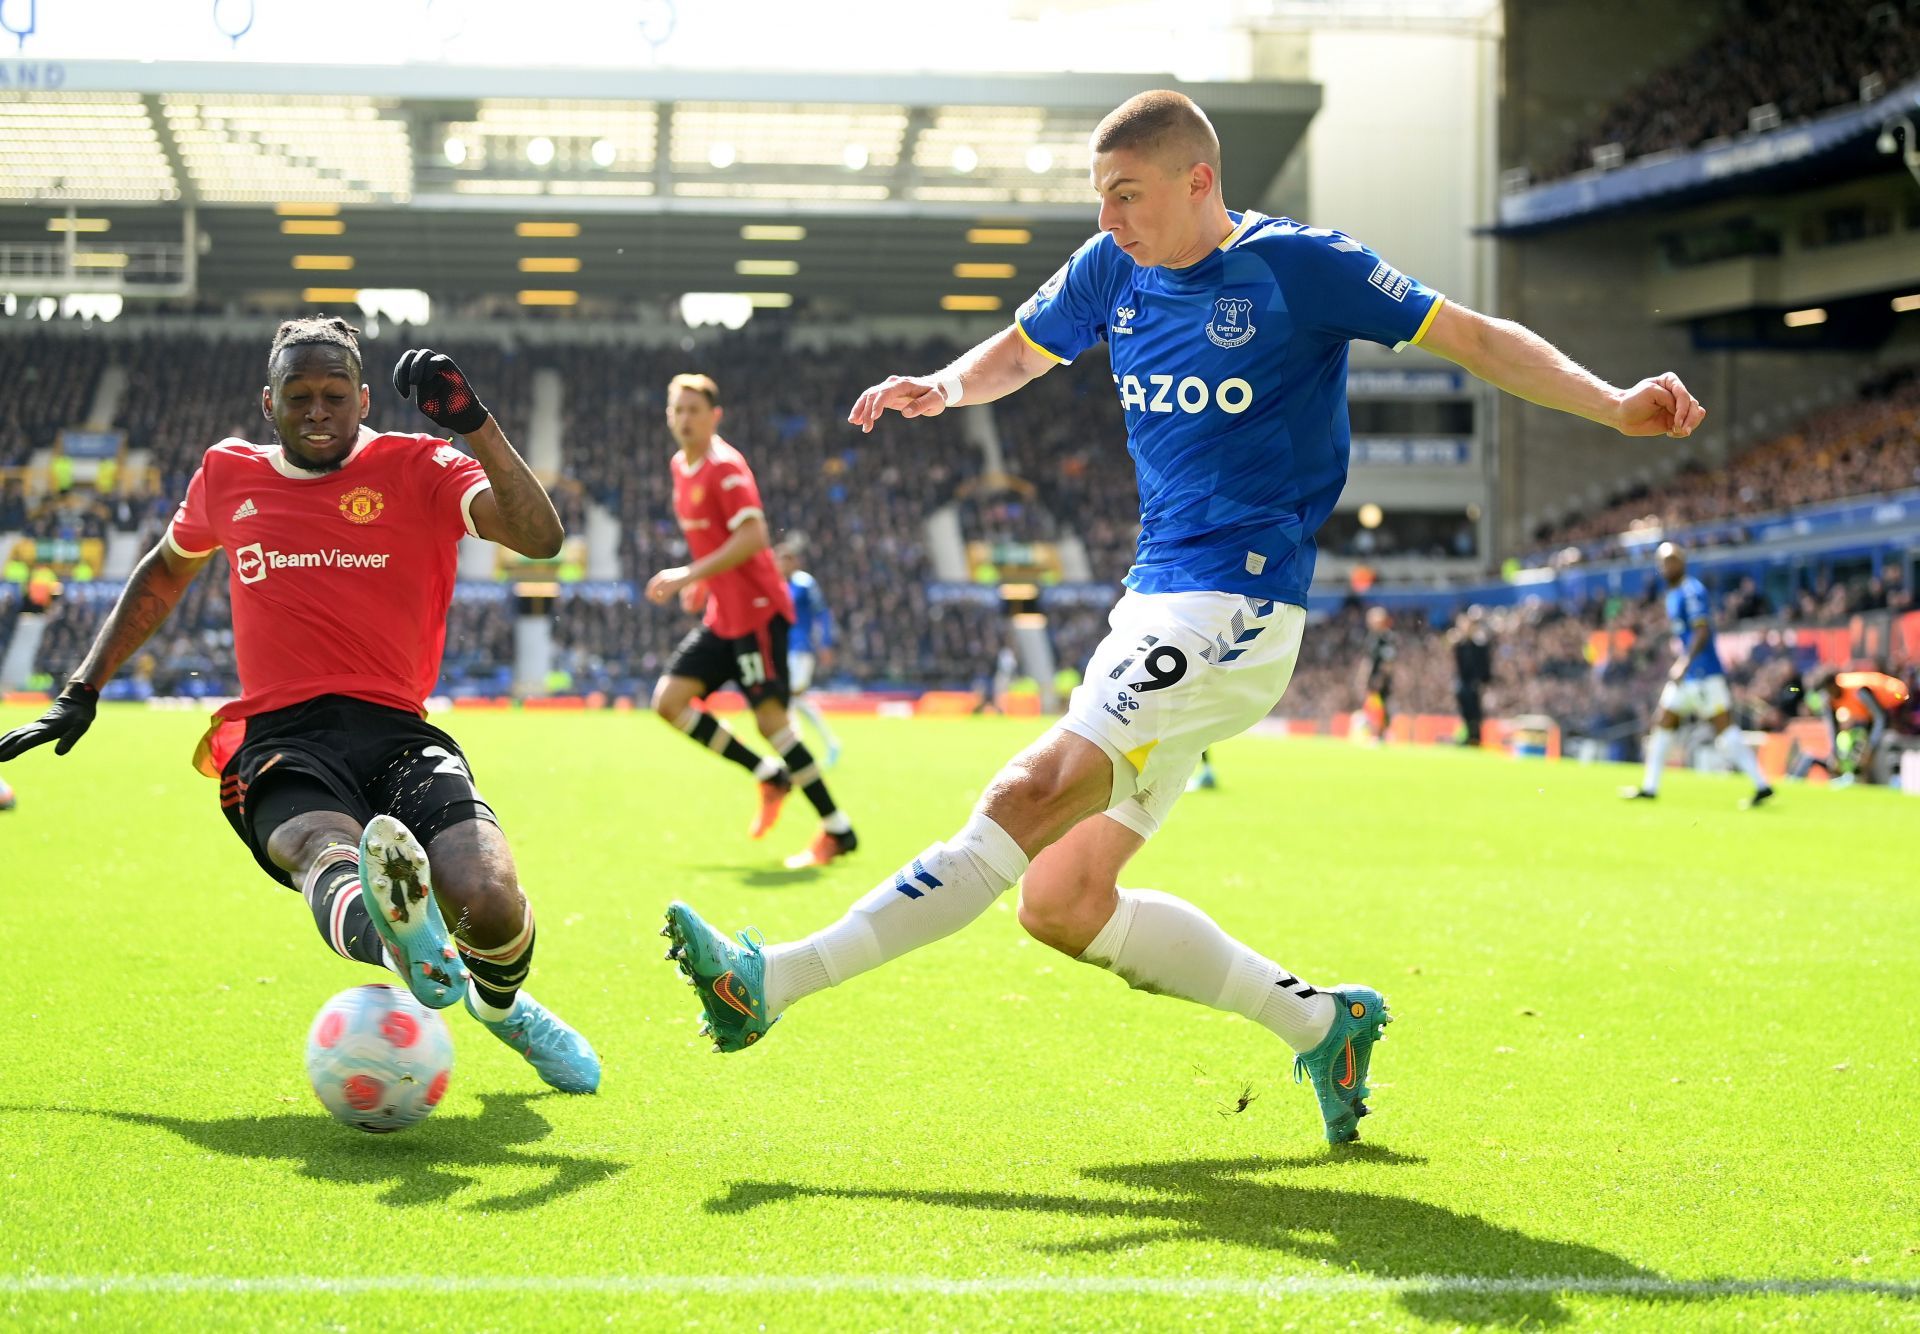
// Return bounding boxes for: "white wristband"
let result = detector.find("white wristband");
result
[932,371,964,407]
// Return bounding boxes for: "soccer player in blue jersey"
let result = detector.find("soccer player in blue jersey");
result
[776,537,842,768]
[1621,541,1774,806]
[664,90,1709,1145]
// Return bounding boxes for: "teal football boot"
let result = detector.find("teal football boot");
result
[357,815,467,1009]
[467,992,601,1093]
[662,900,776,1052]
[1293,986,1392,1145]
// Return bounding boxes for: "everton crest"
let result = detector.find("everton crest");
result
[1205,296,1255,349]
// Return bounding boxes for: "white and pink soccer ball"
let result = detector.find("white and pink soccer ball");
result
[305,983,453,1133]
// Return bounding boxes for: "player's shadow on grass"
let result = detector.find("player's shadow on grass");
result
[11,1091,623,1213]
[709,1151,1703,1327]
[688,861,825,889]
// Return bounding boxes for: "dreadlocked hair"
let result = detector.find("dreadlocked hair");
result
[269,315,363,381]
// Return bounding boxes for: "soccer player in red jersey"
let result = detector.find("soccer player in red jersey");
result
[645,373,857,869]
[0,318,599,1093]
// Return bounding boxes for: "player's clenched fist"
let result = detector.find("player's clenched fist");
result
[393,348,491,436]
[846,374,949,434]
[0,681,98,761]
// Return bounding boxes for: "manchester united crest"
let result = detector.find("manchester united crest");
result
[690,485,705,506]
[338,486,385,525]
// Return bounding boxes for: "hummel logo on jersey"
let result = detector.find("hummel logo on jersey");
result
[231,498,257,522]
[1111,305,1137,336]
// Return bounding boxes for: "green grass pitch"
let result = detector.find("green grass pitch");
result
[1,705,1916,1330]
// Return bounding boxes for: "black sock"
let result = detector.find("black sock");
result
[678,709,776,780]
[462,918,535,1012]
[769,726,846,826]
[301,856,387,969]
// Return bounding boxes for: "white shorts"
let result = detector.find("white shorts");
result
[1058,590,1305,840]
[1658,674,1732,720]
[788,651,816,694]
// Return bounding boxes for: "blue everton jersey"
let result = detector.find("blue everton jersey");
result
[1665,576,1724,679]
[788,570,832,652]
[1016,211,1443,605]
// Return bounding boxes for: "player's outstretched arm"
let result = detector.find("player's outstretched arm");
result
[1417,302,1706,439]
[0,540,205,761]
[847,324,1056,434]
[392,348,564,558]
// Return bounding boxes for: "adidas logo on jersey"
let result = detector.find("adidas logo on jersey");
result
[232,498,258,522]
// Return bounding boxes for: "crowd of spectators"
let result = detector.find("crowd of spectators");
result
[1533,366,1920,559]
[1539,0,1920,182]
[1279,557,1916,739]
[0,333,110,468]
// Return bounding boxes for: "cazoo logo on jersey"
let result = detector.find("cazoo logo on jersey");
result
[234,541,392,585]
[1112,373,1254,416]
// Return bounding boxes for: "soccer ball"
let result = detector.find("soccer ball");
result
[305,983,453,1133]
[0,776,14,811]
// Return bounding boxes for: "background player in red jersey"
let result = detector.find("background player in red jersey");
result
[645,373,857,869]
[0,317,599,1094]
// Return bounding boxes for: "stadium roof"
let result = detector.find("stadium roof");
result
[0,66,1319,314]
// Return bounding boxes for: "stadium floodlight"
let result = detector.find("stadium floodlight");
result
[517,289,578,306]
[954,262,1016,279]
[951,145,979,174]
[1892,293,1920,312]
[1026,146,1054,174]
[941,294,1001,311]
[292,255,355,271]
[1358,503,1384,529]
[735,259,798,276]
[516,221,581,238]
[741,225,806,241]
[444,136,469,166]
[843,142,870,170]
[708,142,737,169]
[274,202,340,217]
[966,228,1030,245]
[45,218,110,233]
[281,220,345,236]
[590,138,617,168]
[518,257,582,273]
[680,292,755,328]
[302,287,361,303]
[527,137,556,167]
[1783,307,1827,327]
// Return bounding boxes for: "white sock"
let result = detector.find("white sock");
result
[1078,889,1334,1052]
[467,992,514,1022]
[1642,727,1676,793]
[1717,726,1768,788]
[753,755,784,782]
[795,696,838,751]
[763,812,1028,1014]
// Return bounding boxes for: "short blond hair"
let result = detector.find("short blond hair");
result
[1092,90,1221,175]
[668,373,720,407]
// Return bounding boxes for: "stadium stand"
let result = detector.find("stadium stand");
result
[1538,0,1920,182]
[1531,365,1920,557]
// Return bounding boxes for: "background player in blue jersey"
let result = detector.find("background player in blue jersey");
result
[1622,541,1774,806]
[776,536,841,768]
[665,90,1708,1145]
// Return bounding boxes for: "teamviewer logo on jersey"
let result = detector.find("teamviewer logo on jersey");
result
[235,542,268,585]
[1205,297,1256,349]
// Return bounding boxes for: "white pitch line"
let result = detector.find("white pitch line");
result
[4,1275,1918,1299]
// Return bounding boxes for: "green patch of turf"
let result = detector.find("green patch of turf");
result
[1,707,1915,1330]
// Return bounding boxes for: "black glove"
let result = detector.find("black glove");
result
[0,681,99,761]
[392,348,490,436]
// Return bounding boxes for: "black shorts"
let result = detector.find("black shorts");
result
[219,694,498,889]
[666,615,791,708]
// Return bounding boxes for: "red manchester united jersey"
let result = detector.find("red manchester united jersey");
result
[670,436,794,637]
[166,427,491,720]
